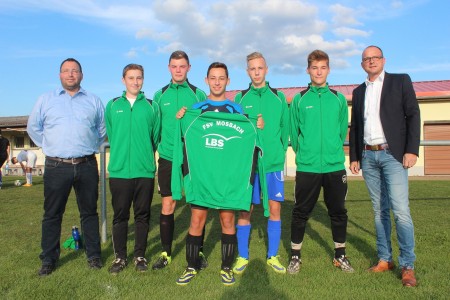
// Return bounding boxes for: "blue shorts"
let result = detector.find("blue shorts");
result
[252,171,284,204]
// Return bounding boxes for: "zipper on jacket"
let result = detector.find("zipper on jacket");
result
[319,92,323,173]
[128,100,133,177]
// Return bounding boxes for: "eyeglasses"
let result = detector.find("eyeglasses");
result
[61,69,81,74]
[362,56,383,63]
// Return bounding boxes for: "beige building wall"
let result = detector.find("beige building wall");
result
[285,100,450,177]
[2,99,449,178]
[1,131,45,176]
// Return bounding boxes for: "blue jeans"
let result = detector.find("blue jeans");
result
[40,158,101,264]
[362,149,416,268]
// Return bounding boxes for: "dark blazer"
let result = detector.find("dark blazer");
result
[349,72,421,164]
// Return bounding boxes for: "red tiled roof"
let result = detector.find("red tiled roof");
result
[226,80,450,103]
[0,80,449,127]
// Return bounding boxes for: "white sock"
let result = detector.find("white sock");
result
[26,173,32,184]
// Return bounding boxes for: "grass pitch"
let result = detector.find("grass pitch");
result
[0,175,449,299]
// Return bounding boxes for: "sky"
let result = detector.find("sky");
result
[1,0,449,117]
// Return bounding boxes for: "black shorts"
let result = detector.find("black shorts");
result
[190,204,208,210]
[157,157,172,197]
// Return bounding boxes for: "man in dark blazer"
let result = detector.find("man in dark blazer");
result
[349,45,420,287]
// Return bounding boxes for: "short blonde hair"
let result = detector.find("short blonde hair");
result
[246,52,266,66]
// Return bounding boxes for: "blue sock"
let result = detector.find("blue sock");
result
[267,219,281,258]
[236,224,251,259]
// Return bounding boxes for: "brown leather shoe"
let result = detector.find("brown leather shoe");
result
[401,267,417,287]
[368,260,394,272]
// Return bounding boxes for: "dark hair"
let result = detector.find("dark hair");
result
[122,64,144,78]
[307,50,329,68]
[60,58,82,73]
[169,50,190,65]
[207,62,228,77]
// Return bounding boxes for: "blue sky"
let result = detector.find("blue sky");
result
[1,0,449,117]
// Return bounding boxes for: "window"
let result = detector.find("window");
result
[29,138,37,148]
[15,136,24,148]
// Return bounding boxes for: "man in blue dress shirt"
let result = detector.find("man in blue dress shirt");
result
[27,58,106,276]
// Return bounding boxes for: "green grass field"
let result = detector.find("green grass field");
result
[0,175,449,299]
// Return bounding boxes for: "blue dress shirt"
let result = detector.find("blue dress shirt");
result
[27,87,106,158]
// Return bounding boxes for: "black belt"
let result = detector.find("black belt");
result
[364,144,389,151]
[46,154,96,164]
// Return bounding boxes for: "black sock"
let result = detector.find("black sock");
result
[160,213,174,256]
[221,233,237,269]
[291,249,301,258]
[186,234,202,269]
[200,225,206,253]
[335,247,346,258]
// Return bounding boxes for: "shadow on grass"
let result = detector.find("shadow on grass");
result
[220,258,289,300]
[279,195,377,264]
[99,188,218,266]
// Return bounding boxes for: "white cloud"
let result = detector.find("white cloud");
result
[329,4,361,26]
[391,1,404,9]
[125,49,138,58]
[143,0,366,73]
[404,62,450,73]
[125,46,149,58]
[345,0,429,21]
[333,27,371,37]
[0,0,157,33]
[0,0,376,73]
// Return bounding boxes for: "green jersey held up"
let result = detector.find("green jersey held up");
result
[172,110,268,216]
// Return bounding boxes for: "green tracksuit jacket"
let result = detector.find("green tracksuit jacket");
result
[290,84,348,173]
[105,91,160,178]
[234,82,289,173]
[171,110,269,216]
[153,80,206,161]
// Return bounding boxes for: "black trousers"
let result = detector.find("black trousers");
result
[291,170,348,244]
[110,177,155,259]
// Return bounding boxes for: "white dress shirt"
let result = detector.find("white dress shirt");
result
[364,71,387,146]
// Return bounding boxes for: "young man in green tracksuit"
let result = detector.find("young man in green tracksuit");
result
[174,62,265,286]
[105,64,160,274]
[233,52,289,274]
[288,50,353,274]
[152,50,208,270]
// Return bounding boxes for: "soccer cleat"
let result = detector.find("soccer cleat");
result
[134,257,148,272]
[267,256,286,274]
[198,252,208,270]
[220,267,236,286]
[23,183,33,187]
[176,267,197,285]
[233,257,249,274]
[152,251,172,270]
[109,258,127,275]
[333,255,355,273]
[87,257,103,269]
[287,256,302,274]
